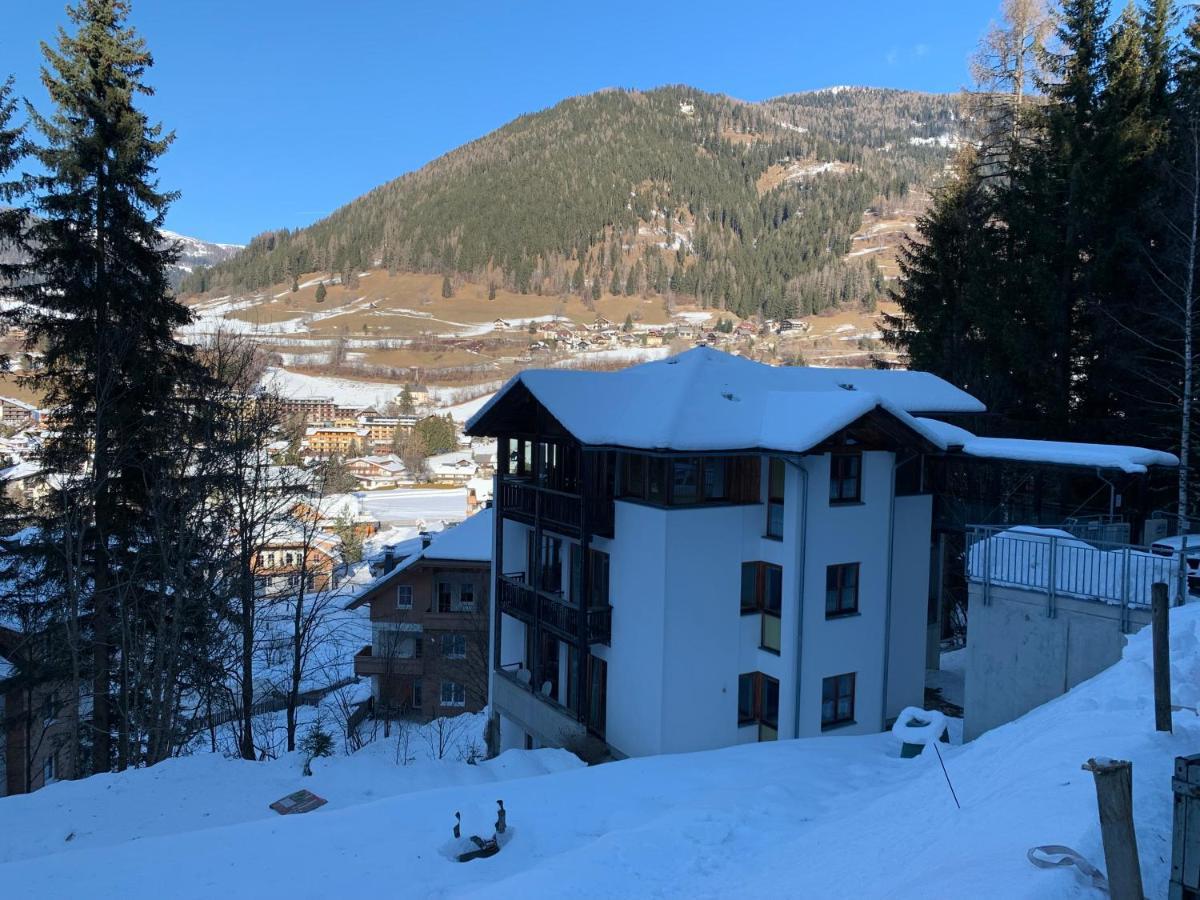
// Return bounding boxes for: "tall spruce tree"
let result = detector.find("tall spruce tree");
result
[0,77,25,287]
[13,0,194,774]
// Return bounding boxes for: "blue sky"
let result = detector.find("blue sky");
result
[3,1,1002,244]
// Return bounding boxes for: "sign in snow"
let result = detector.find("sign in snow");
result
[269,789,327,815]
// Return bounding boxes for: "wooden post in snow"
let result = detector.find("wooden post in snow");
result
[1154,582,1173,734]
[1083,758,1144,900]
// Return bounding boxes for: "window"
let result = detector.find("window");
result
[441,633,467,659]
[766,457,785,538]
[740,562,782,615]
[589,549,610,608]
[617,453,759,506]
[738,674,756,725]
[441,681,466,707]
[459,583,475,609]
[395,585,413,610]
[42,691,58,728]
[437,581,454,613]
[43,751,56,784]
[825,563,860,618]
[411,678,423,708]
[822,672,856,729]
[830,452,862,504]
[702,457,727,500]
[738,672,780,739]
[671,458,699,504]
[538,535,563,593]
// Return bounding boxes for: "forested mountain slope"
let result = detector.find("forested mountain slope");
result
[184,86,959,320]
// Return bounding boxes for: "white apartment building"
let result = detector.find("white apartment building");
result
[465,347,985,758]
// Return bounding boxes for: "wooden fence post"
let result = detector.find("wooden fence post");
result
[1154,582,1172,734]
[1083,758,1144,900]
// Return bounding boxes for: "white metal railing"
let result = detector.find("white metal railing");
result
[966,524,1190,629]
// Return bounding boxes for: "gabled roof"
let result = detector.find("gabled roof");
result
[465,347,968,453]
[347,509,492,608]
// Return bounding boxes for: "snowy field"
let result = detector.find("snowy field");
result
[262,367,408,408]
[2,604,1198,897]
[356,487,469,524]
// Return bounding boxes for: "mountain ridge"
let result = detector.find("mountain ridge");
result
[183,84,961,320]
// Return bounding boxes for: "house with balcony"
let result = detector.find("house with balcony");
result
[465,346,989,758]
[348,509,492,720]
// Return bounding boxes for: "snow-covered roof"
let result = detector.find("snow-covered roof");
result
[348,509,492,608]
[416,508,491,563]
[916,418,1179,474]
[0,460,41,481]
[467,347,955,453]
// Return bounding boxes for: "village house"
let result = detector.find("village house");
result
[404,384,431,408]
[0,459,46,506]
[252,529,342,598]
[357,416,408,453]
[276,395,337,425]
[0,397,40,430]
[349,510,492,720]
[303,424,371,459]
[346,454,412,489]
[0,626,83,797]
[426,450,480,484]
[291,493,381,541]
[465,346,1179,760]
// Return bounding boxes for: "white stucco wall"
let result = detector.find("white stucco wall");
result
[794,450,894,737]
[600,501,669,757]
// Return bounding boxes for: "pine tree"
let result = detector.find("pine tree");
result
[315,280,326,302]
[15,0,196,774]
[0,77,27,288]
[487,281,496,301]
[441,274,453,298]
[884,155,1007,410]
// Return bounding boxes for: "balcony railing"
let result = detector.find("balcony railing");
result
[497,575,611,645]
[499,477,614,538]
[353,645,423,677]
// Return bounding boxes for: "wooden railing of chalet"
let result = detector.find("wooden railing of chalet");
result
[497,575,611,645]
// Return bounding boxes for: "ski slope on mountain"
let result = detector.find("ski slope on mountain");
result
[2,605,1197,898]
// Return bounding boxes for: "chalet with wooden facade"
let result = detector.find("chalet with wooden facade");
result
[349,510,492,720]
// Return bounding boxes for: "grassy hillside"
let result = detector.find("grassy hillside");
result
[185,86,959,320]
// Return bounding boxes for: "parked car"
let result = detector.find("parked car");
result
[1150,534,1200,591]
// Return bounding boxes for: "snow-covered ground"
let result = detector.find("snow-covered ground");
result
[2,604,1198,897]
[262,367,407,408]
[444,392,496,423]
[357,487,469,525]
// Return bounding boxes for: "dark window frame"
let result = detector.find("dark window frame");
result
[829,452,863,505]
[617,452,760,507]
[821,672,856,729]
[740,561,782,615]
[766,457,785,538]
[825,562,860,618]
[738,672,780,730]
[395,584,413,610]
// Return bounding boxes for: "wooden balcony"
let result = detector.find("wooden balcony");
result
[497,576,611,646]
[353,645,423,677]
[499,478,613,539]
